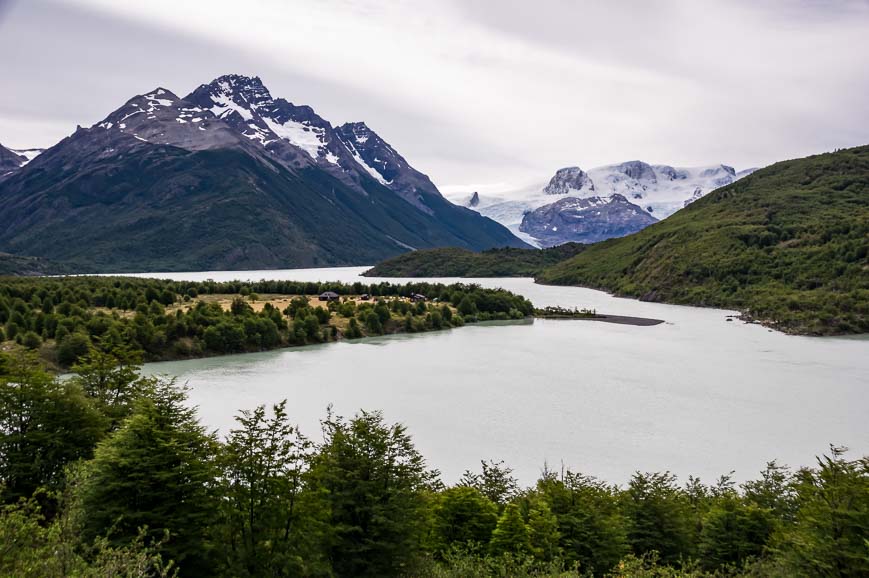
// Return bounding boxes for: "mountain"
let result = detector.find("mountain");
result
[543,166,595,195]
[0,252,92,276]
[364,243,586,277]
[587,161,754,216]
[0,143,27,175]
[537,145,869,335]
[519,194,658,247]
[0,75,526,272]
[447,161,755,247]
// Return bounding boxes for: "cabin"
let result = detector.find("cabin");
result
[318,291,340,302]
[410,293,427,302]
[359,293,371,301]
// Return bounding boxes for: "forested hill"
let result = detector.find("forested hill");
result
[537,145,869,335]
[363,243,586,277]
[0,253,91,276]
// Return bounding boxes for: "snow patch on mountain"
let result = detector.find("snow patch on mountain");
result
[446,161,756,237]
[262,117,325,159]
[10,149,43,164]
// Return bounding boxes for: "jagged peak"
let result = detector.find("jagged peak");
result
[543,166,594,195]
[125,87,180,105]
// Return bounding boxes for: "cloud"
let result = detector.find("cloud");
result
[2,0,868,191]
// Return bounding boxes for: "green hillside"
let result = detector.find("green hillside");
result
[538,146,869,335]
[363,243,586,277]
[0,134,524,273]
[0,253,89,276]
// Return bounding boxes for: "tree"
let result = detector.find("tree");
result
[70,348,149,430]
[457,296,477,317]
[772,446,869,576]
[698,497,774,569]
[21,331,41,350]
[219,401,324,577]
[489,503,531,557]
[536,469,628,574]
[364,311,383,335]
[57,332,92,366]
[623,472,693,564]
[76,379,219,577]
[430,486,498,555]
[459,460,519,506]
[0,496,178,578]
[525,496,561,562]
[742,460,797,522]
[307,410,436,577]
[0,352,106,503]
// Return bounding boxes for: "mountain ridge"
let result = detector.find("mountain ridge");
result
[449,160,756,246]
[0,74,527,272]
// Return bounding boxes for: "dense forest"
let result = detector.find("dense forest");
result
[539,146,869,335]
[0,276,533,368]
[0,350,866,577]
[363,244,586,278]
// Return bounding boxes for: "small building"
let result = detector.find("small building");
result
[359,293,371,301]
[318,291,340,302]
[410,293,427,302]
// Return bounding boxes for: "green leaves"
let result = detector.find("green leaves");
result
[219,400,318,577]
[76,379,220,577]
[307,410,437,577]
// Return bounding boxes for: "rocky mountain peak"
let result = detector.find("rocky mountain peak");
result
[519,193,658,247]
[616,160,656,182]
[543,166,595,195]
[91,85,250,152]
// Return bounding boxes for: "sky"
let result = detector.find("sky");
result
[1,0,868,193]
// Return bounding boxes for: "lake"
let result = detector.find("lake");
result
[139,266,869,486]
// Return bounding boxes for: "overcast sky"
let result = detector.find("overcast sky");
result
[1,0,868,192]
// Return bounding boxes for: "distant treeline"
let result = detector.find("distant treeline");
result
[0,351,866,577]
[0,276,533,367]
[363,243,586,277]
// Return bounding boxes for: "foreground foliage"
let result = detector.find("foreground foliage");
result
[1,351,866,577]
[538,145,869,335]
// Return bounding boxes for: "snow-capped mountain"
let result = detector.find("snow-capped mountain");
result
[335,121,443,214]
[446,160,756,247]
[0,74,526,272]
[587,161,754,216]
[520,194,657,247]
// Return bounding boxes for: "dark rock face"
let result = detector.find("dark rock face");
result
[0,74,527,272]
[684,187,704,207]
[543,166,594,195]
[0,143,26,175]
[616,160,656,182]
[519,194,658,247]
[335,121,442,214]
[654,165,689,181]
[467,191,480,207]
[186,74,357,177]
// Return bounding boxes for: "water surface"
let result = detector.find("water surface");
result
[140,267,868,486]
